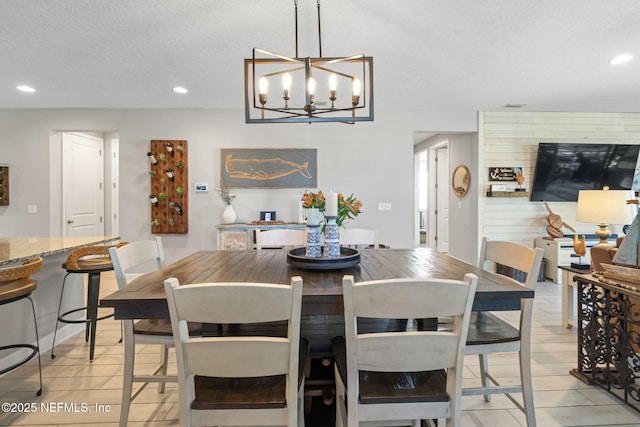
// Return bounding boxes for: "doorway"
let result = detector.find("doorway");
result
[49,131,119,237]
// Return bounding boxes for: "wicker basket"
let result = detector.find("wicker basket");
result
[0,257,43,282]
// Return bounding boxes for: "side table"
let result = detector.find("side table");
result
[558,265,589,328]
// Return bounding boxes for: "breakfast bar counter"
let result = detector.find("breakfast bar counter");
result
[0,236,120,367]
[0,236,119,265]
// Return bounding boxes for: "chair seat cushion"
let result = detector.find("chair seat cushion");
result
[133,319,203,336]
[466,312,520,345]
[191,337,310,410]
[332,336,449,404]
[0,278,37,303]
[63,257,113,273]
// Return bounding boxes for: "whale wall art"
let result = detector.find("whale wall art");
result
[221,148,317,188]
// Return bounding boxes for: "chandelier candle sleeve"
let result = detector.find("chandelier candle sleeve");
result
[325,192,338,217]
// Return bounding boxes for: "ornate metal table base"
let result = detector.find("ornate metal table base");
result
[572,275,640,412]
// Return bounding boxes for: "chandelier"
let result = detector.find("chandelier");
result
[244,0,374,124]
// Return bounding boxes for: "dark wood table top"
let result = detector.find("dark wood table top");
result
[101,248,533,320]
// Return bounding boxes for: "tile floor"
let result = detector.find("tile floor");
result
[1,272,639,426]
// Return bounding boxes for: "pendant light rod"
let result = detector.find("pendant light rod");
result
[294,0,299,58]
[317,0,322,58]
[294,0,324,58]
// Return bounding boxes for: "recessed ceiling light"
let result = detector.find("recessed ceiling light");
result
[16,85,35,93]
[173,86,188,94]
[609,55,633,65]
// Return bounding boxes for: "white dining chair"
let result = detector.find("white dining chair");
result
[110,237,201,427]
[165,276,309,427]
[333,273,478,427]
[255,228,306,250]
[462,238,544,427]
[339,228,379,249]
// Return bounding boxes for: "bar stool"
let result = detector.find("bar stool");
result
[51,243,125,361]
[0,257,43,396]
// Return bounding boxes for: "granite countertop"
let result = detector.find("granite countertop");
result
[0,236,120,266]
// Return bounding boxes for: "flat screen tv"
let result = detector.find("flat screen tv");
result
[530,142,640,202]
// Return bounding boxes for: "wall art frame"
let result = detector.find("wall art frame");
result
[221,148,317,188]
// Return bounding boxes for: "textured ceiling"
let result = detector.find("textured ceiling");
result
[1,0,639,112]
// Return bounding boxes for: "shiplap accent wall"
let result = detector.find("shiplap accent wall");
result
[478,111,640,249]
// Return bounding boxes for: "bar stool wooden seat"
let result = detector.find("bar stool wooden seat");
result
[51,243,125,361]
[0,257,43,396]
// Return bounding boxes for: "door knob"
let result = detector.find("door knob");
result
[67,220,74,224]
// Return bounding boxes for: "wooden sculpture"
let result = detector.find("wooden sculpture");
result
[544,201,577,238]
[573,234,586,257]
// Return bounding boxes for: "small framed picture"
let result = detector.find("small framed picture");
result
[260,211,276,221]
[490,184,507,192]
[195,183,208,193]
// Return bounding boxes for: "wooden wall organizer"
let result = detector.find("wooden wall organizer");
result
[149,140,188,234]
[0,166,8,206]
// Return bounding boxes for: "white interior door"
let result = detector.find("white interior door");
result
[63,132,104,237]
[436,145,449,253]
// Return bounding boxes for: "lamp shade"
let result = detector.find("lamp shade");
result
[575,190,635,225]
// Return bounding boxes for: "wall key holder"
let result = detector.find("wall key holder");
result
[149,140,188,234]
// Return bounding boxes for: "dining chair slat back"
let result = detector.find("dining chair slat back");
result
[333,273,478,427]
[339,228,379,249]
[164,276,308,427]
[462,237,544,427]
[255,229,306,250]
[109,237,178,427]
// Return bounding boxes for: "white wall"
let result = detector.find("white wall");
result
[0,108,478,262]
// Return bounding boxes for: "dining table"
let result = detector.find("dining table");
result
[101,248,533,354]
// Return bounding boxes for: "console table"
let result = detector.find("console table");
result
[558,265,587,328]
[216,222,306,250]
[535,234,616,283]
[571,272,640,413]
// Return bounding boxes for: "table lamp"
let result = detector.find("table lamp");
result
[575,188,635,245]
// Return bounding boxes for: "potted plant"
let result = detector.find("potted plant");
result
[217,183,237,223]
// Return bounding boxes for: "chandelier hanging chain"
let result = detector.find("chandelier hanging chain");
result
[244,0,374,123]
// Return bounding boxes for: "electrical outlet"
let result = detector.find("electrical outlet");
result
[378,202,392,211]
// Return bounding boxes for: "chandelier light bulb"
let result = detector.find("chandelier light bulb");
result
[352,78,362,97]
[282,73,292,91]
[308,77,316,95]
[329,73,337,91]
[258,76,269,95]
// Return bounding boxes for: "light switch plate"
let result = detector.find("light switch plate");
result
[27,204,37,214]
[378,202,392,211]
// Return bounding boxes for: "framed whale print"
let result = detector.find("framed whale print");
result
[221,148,317,188]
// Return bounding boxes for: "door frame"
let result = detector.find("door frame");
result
[49,130,119,237]
[428,140,449,250]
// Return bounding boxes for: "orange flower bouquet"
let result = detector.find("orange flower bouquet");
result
[337,193,362,227]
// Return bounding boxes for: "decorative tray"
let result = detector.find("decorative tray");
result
[287,247,361,270]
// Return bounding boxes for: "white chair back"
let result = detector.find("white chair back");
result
[465,238,544,426]
[479,237,543,291]
[255,228,305,250]
[339,273,477,426]
[165,276,304,427]
[339,228,379,248]
[109,237,165,287]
